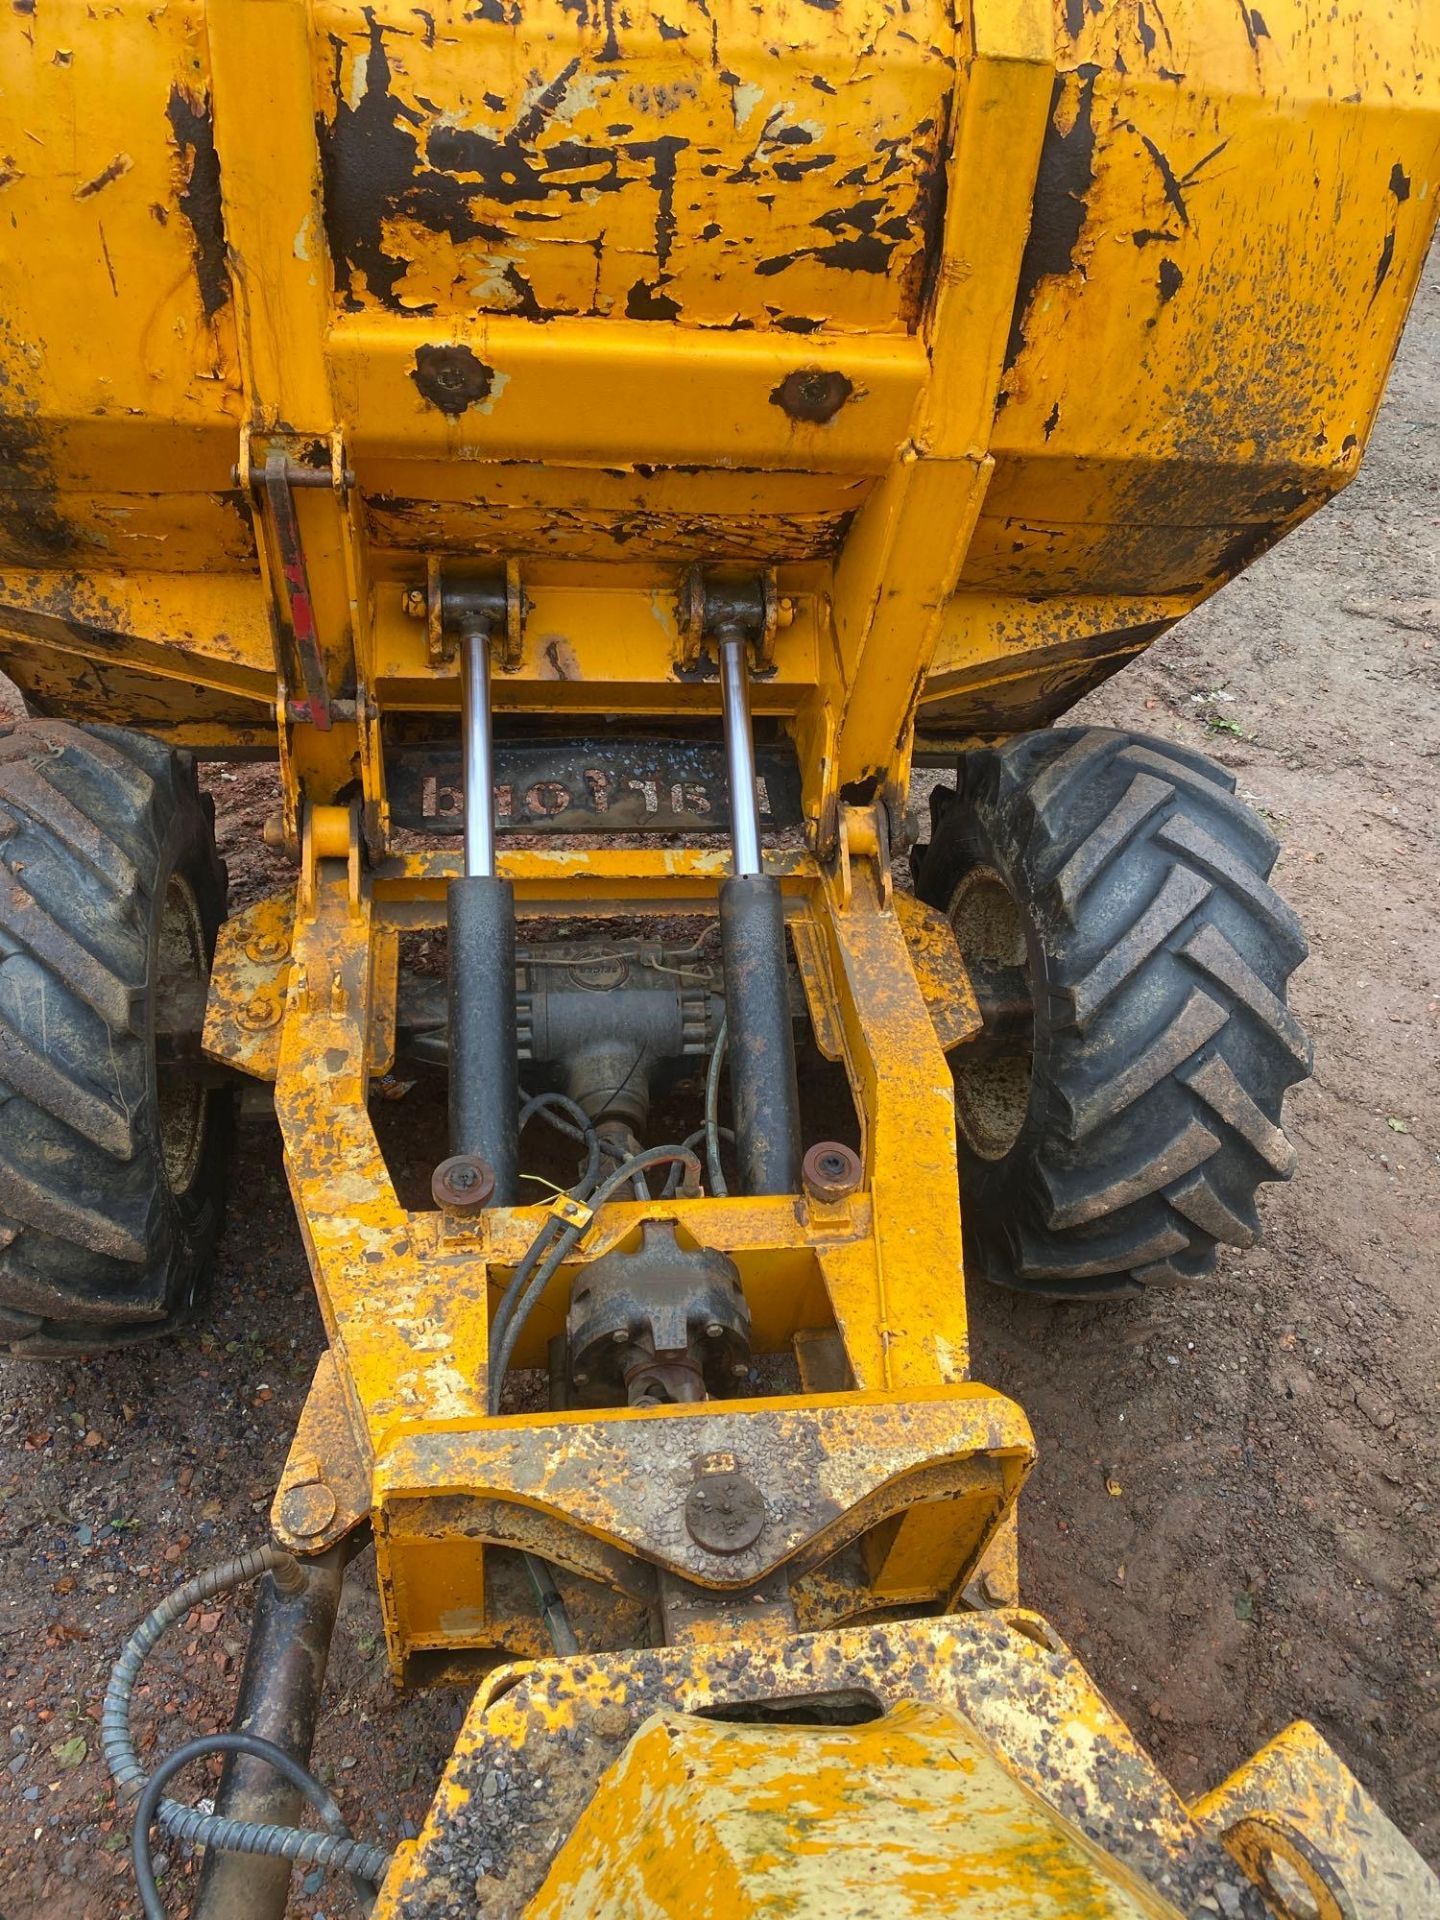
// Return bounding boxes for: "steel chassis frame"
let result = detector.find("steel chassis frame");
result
[206,810,1031,1677]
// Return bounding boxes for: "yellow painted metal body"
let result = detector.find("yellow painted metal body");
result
[371,1613,1440,1915]
[3,0,1437,1909]
[530,1702,1181,1918]
[203,837,1030,1671]
[0,0,1433,808]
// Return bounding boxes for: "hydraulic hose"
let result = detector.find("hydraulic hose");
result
[704,1017,730,1198]
[103,1546,391,1902]
[133,1733,368,1920]
[486,1143,702,1416]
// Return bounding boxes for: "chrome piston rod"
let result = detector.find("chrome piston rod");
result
[719,630,763,878]
[716,628,802,1194]
[460,621,499,879]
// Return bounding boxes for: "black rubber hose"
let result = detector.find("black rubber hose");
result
[703,1019,730,1198]
[665,1122,734,1199]
[132,1733,377,1920]
[518,1088,603,1196]
[487,1215,564,1375]
[103,1548,391,1898]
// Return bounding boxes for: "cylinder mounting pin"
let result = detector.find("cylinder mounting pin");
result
[431,1153,498,1214]
[802,1141,863,1203]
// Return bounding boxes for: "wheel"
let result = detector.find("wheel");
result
[915,727,1311,1298]
[0,721,233,1354]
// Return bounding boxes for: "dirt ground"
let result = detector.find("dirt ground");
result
[0,251,1435,1914]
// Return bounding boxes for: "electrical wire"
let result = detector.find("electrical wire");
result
[486,1213,566,1372]
[517,1088,603,1195]
[503,1103,705,1653]
[704,1016,730,1198]
[103,1547,391,1914]
[516,1086,645,1188]
[662,1124,734,1198]
[131,1733,374,1920]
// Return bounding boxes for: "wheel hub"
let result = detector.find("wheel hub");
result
[945,866,1035,1162]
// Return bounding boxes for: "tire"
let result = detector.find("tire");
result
[0,721,233,1354]
[915,727,1311,1298]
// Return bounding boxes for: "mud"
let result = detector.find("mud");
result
[0,250,1435,1914]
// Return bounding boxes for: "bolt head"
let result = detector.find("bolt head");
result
[705,1322,725,1340]
[611,1329,630,1346]
[237,995,280,1032]
[802,1140,864,1204]
[245,931,291,965]
[431,1154,497,1215]
[280,1480,337,1540]
[684,1469,765,1555]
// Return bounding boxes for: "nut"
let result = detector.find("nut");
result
[770,368,855,425]
[802,1141,863,1204]
[431,1154,497,1214]
[237,995,280,1033]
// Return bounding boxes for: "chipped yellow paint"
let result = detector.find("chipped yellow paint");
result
[0,0,1430,767]
[310,0,953,334]
[211,823,1026,1671]
[4,0,1436,1900]
[895,890,984,1052]
[1193,1721,1440,1920]
[531,1702,1183,1917]
[376,1610,1359,1914]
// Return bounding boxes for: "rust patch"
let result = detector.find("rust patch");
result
[0,342,72,565]
[919,622,1171,743]
[410,344,495,414]
[319,8,691,316]
[770,368,854,423]
[74,155,132,200]
[1371,228,1396,302]
[625,278,681,321]
[1003,69,1099,370]
[166,86,230,317]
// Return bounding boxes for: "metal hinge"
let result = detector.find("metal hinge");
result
[234,429,356,731]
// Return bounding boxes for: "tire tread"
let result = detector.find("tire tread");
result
[0,721,230,1354]
[918,726,1310,1298]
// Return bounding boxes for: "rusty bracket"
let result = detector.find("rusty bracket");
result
[416,557,524,671]
[204,888,397,1083]
[678,566,791,669]
[235,430,356,732]
[894,892,983,1051]
[958,1504,1020,1612]
[272,1350,373,1555]
[834,801,893,910]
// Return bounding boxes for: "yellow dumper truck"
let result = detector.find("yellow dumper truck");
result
[0,0,1436,1910]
